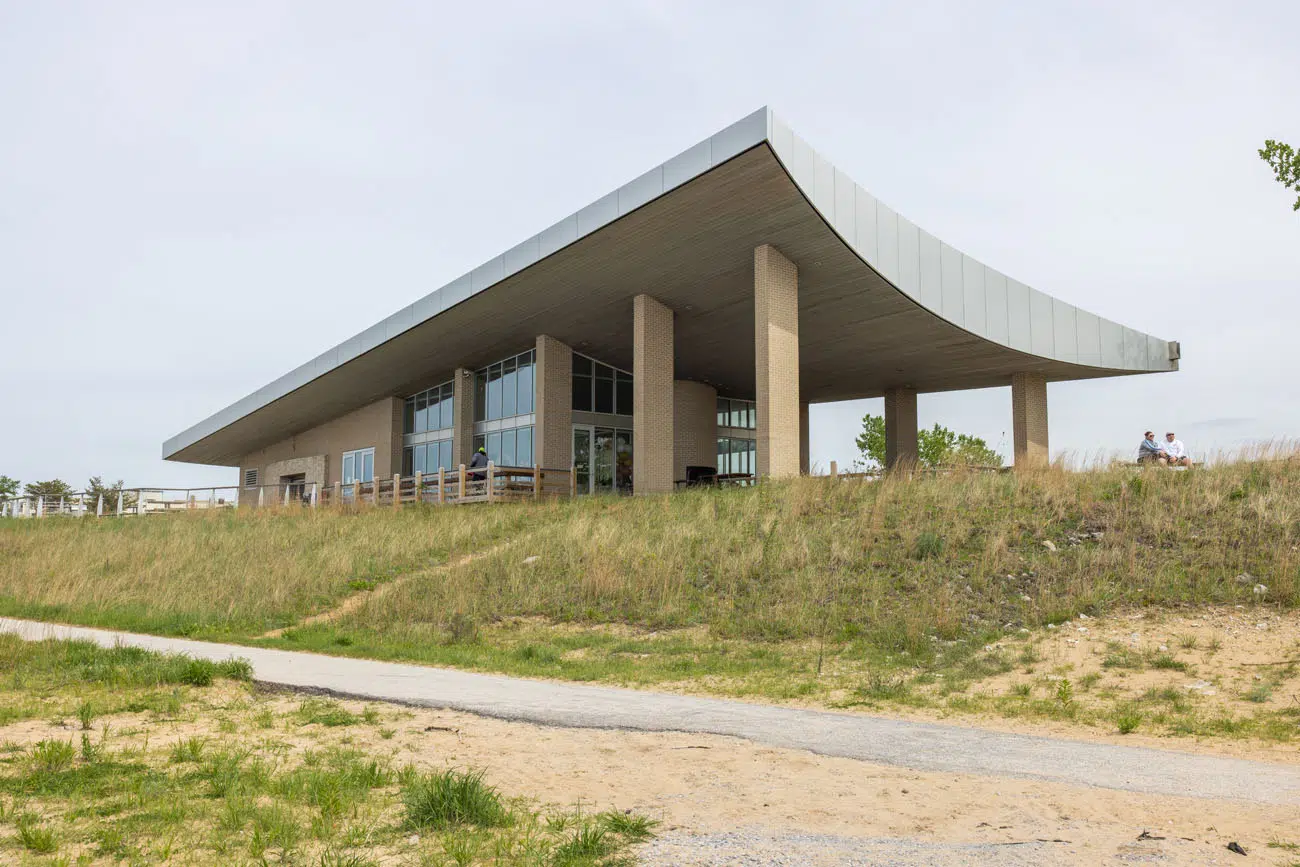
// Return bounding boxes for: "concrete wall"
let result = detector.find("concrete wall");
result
[673,380,717,481]
[239,396,403,493]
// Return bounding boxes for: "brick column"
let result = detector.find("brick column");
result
[633,294,674,494]
[1011,372,1049,468]
[754,244,800,478]
[452,367,476,468]
[884,387,918,470]
[535,334,573,470]
[799,401,810,475]
[673,380,717,481]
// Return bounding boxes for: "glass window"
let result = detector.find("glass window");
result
[415,392,428,433]
[501,429,516,466]
[517,359,534,415]
[573,428,591,494]
[486,364,502,421]
[473,434,485,457]
[717,399,729,428]
[412,444,425,475]
[615,371,633,416]
[573,355,591,376]
[440,384,454,430]
[402,447,413,476]
[594,372,614,414]
[501,357,517,418]
[615,429,633,492]
[747,403,756,430]
[474,373,486,422]
[439,440,453,472]
[342,448,375,484]
[573,372,592,412]
[517,426,533,467]
[731,402,745,429]
[403,399,415,435]
[486,431,501,465]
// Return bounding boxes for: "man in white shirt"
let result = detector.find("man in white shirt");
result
[1164,432,1191,466]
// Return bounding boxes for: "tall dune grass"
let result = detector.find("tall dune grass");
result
[1,452,1297,656]
[0,505,533,635]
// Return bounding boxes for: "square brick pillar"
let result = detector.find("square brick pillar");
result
[754,244,800,478]
[633,294,674,494]
[535,334,573,470]
[1011,372,1049,468]
[674,380,718,481]
[884,387,918,470]
[452,367,476,468]
[799,401,810,475]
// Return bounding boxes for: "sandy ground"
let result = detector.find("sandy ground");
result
[6,686,1298,866]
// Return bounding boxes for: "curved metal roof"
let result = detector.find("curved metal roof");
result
[164,107,1177,464]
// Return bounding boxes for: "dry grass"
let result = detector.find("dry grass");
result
[0,504,534,636]
[3,452,1299,740]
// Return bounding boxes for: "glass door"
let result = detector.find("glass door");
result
[593,427,615,493]
[573,426,592,494]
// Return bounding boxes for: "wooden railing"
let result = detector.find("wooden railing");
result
[316,463,574,508]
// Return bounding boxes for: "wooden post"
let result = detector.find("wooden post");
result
[353,480,361,504]
[210,488,217,509]
[570,465,577,497]
[534,465,541,500]
[393,473,402,507]
[458,464,466,504]
[309,484,317,508]
[258,487,265,508]
[332,481,340,506]
[37,497,45,518]
[486,462,495,503]
[116,491,123,516]
[413,471,422,505]
[829,460,838,479]
[283,484,290,506]
[437,467,445,504]
[96,494,103,517]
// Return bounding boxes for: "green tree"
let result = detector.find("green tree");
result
[85,476,137,510]
[856,415,1004,468]
[1259,139,1300,211]
[24,479,74,500]
[0,475,18,499]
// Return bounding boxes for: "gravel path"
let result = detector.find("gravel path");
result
[636,833,1055,866]
[4,617,1298,807]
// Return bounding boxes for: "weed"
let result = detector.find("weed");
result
[76,701,96,731]
[858,672,911,701]
[553,825,613,865]
[1009,682,1032,698]
[319,849,379,867]
[1055,679,1074,708]
[30,739,76,773]
[169,736,207,763]
[1150,653,1188,672]
[1245,683,1274,703]
[912,532,945,560]
[361,706,380,725]
[17,815,57,853]
[1078,672,1102,691]
[598,811,659,841]
[295,698,359,727]
[1177,634,1199,650]
[402,769,508,830]
[1116,708,1143,734]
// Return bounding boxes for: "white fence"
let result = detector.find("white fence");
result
[1,464,577,519]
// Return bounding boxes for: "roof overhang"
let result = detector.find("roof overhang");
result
[164,108,1178,466]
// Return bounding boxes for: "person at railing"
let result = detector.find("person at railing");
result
[469,446,489,478]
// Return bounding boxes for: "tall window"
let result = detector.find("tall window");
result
[342,448,375,484]
[473,427,534,468]
[404,381,454,435]
[572,353,632,415]
[716,437,756,477]
[475,349,535,422]
[717,397,756,430]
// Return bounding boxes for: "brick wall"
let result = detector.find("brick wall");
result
[452,367,475,469]
[239,396,402,491]
[674,380,717,481]
[1012,372,1049,467]
[535,334,574,470]
[633,294,675,494]
[754,244,801,478]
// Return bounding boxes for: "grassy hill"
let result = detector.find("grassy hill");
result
[3,456,1298,740]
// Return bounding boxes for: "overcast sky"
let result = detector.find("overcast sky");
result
[1,1,1297,490]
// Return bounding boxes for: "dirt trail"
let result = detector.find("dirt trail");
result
[260,534,524,638]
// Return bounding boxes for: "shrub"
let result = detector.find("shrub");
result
[17,816,57,853]
[29,739,75,773]
[1116,709,1143,734]
[911,532,945,560]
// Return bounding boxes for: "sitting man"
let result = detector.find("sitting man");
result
[1137,431,1168,465]
[1163,431,1192,466]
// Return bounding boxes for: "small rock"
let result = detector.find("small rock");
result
[1019,627,1030,634]
[1159,644,1168,651]
[1253,583,1268,598]
[1183,680,1213,691]
[1234,572,1254,585]
[1020,594,1032,602]
[408,834,421,845]
[1077,613,1090,621]
[1042,540,1057,552]
[1047,623,1057,629]
[523,555,540,565]
[1227,841,1247,856]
